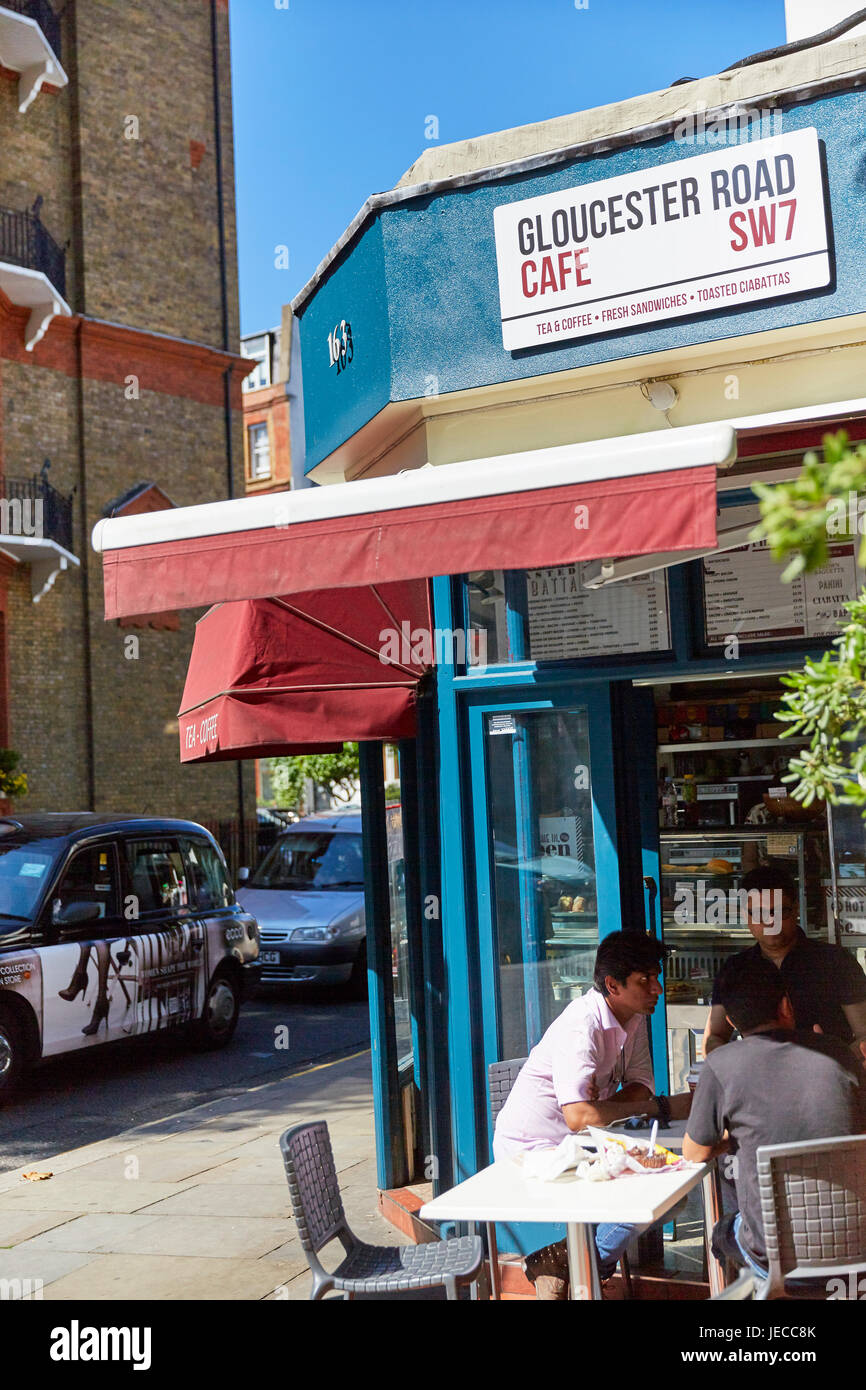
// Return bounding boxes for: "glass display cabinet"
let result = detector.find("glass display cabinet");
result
[660,827,830,1004]
[825,801,866,975]
[660,827,829,1090]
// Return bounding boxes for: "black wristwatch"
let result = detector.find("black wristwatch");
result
[654,1093,671,1127]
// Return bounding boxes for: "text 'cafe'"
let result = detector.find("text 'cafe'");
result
[93,36,866,1265]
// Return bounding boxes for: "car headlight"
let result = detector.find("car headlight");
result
[290,926,341,942]
[290,913,363,943]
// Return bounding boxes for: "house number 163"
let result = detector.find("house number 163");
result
[327,320,354,374]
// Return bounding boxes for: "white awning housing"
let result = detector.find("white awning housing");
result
[0,535,80,602]
[0,261,71,350]
[93,422,737,554]
[0,4,68,113]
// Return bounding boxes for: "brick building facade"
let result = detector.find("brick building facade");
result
[0,0,253,823]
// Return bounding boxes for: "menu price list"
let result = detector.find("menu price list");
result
[703,540,861,645]
[526,566,671,660]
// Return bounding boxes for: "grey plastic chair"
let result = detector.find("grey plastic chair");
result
[755,1132,866,1300]
[279,1121,485,1300]
[488,1057,527,1127]
[486,1056,634,1299]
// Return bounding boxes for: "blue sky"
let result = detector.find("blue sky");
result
[229,0,787,334]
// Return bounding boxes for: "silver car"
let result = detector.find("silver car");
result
[237,811,366,995]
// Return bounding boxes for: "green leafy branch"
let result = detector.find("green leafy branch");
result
[752,431,866,579]
[267,744,360,813]
[750,433,866,813]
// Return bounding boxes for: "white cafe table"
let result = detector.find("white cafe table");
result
[421,1149,709,1301]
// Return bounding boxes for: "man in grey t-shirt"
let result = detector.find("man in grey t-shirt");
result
[684,951,866,1276]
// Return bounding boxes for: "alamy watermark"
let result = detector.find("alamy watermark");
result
[379,623,487,671]
[673,885,784,934]
[826,491,866,536]
[0,497,42,539]
[673,101,782,147]
[0,1277,43,1300]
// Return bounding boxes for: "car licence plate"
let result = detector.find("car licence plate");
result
[260,951,281,964]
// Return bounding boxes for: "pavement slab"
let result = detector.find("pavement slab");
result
[60,1149,233,1185]
[103,1214,295,1260]
[0,1179,200,1214]
[136,1183,293,1219]
[0,1246,97,1291]
[0,1211,84,1247]
[42,1253,310,1301]
[17,1213,169,1254]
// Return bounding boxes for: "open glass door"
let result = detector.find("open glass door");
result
[468,688,621,1071]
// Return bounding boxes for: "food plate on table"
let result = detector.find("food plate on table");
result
[586,1127,690,1173]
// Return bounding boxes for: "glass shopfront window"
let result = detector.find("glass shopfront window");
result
[484,707,599,1058]
[386,794,412,1066]
[828,801,866,975]
[467,571,507,665]
[465,566,672,669]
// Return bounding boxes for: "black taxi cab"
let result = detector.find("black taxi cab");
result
[0,814,259,1098]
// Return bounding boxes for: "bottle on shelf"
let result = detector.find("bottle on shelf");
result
[682,773,699,827]
[661,773,678,828]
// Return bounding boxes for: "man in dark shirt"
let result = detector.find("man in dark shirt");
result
[685,951,866,1278]
[704,865,866,1057]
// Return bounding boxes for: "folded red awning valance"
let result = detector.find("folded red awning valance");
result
[178,580,432,762]
[94,424,736,619]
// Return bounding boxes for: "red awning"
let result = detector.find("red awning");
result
[94,424,736,619]
[93,423,737,759]
[178,580,431,762]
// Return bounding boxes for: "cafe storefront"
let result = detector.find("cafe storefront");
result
[94,37,866,1264]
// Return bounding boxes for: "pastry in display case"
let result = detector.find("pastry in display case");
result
[546,891,598,1002]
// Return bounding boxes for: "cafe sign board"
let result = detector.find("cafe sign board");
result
[493,128,830,351]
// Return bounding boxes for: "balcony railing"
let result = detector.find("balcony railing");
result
[0,203,65,299]
[2,0,61,61]
[1,475,73,554]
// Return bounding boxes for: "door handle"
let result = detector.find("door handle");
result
[643,875,659,937]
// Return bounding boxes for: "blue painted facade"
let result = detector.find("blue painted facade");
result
[298,88,866,472]
[299,220,393,471]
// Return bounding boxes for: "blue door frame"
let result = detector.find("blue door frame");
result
[466,685,622,1081]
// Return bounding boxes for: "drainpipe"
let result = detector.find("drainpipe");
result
[210,0,245,834]
[67,2,96,809]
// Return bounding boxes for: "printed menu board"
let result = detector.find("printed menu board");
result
[526,566,671,660]
[703,540,861,645]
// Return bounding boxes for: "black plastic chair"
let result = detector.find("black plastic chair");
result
[487,1056,634,1299]
[279,1121,485,1300]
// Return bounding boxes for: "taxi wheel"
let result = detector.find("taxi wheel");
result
[191,972,240,1050]
[0,1007,25,1099]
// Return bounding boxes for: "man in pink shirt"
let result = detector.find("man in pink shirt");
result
[494,931,691,1298]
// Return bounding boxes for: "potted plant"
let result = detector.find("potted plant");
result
[0,749,27,815]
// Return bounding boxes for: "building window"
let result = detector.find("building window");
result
[241,334,271,392]
[241,329,281,392]
[248,422,271,480]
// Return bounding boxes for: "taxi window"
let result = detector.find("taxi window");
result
[52,845,119,921]
[124,839,189,916]
[183,839,234,911]
[0,845,57,927]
